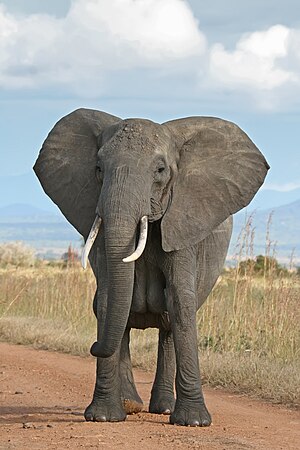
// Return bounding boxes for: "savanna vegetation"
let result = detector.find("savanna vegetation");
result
[0,227,299,409]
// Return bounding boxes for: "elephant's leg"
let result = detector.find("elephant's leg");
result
[165,255,211,427]
[85,280,126,422]
[120,328,143,413]
[149,329,175,414]
[84,345,126,422]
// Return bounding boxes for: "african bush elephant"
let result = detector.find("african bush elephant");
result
[34,108,269,426]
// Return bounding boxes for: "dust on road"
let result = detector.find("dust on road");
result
[0,343,299,449]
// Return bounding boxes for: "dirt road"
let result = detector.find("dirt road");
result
[0,343,299,449]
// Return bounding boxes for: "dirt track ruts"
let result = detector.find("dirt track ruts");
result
[0,342,299,449]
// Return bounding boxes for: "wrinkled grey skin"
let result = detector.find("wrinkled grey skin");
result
[34,109,269,426]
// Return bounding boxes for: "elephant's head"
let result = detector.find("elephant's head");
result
[34,108,269,357]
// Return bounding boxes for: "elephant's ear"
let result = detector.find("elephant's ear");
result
[161,117,269,252]
[33,108,121,238]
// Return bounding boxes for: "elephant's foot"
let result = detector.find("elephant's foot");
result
[170,400,211,427]
[149,389,175,415]
[84,399,126,422]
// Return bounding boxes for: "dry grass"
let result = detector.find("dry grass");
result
[0,264,96,345]
[198,274,299,362]
[0,243,299,408]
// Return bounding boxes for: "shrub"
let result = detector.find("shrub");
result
[0,241,35,267]
[238,254,287,276]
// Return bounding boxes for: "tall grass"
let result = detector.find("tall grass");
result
[198,272,299,361]
[0,264,96,354]
[0,219,299,407]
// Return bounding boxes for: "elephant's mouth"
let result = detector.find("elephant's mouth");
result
[149,193,171,222]
[149,198,164,222]
[81,215,148,269]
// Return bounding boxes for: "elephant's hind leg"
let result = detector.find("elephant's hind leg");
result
[120,328,143,414]
[149,329,175,414]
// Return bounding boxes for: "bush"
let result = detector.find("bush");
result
[238,254,287,276]
[0,241,35,267]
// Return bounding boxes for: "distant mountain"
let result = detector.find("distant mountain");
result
[0,172,58,212]
[230,199,300,263]
[248,188,300,210]
[0,203,80,259]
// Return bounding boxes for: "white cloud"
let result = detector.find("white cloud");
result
[70,0,204,61]
[0,1,205,91]
[209,25,299,91]
[262,181,300,192]
[1,0,300,111]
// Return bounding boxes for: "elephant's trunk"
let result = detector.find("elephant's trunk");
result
[92,229,135,358]
[89,168,147,358]
[89,217,149,358]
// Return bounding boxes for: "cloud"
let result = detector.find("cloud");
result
[0,1,205,91]
[209,25,300,91]
[0,0,300,111]
[71,0,205,61]
[262,181,300,192]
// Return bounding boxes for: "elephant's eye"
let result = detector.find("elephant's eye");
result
[154,162,167,183]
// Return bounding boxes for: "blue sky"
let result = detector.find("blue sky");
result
[0,0,300,212]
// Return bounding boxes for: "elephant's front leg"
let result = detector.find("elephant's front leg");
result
[84,347,126,422]
[85,260,126,422]
[165,255,211,427]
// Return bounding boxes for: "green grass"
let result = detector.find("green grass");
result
[0,261,299,408]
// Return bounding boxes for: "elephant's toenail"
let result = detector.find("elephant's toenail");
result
[190,420,200,426]
[95,415,107,422]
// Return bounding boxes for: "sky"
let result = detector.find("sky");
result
[0,0,300,212]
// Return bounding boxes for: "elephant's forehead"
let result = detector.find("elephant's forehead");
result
[98,119,173,164]
[122,118,170,139]
[116,119,170,148]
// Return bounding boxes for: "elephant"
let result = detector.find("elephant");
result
[34,108,269,426]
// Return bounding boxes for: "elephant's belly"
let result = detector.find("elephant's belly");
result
[131,258,166,314]
[127,310,171,330]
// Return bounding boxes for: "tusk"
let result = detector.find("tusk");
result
[123,216,148,263]
[81,215,102,269]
